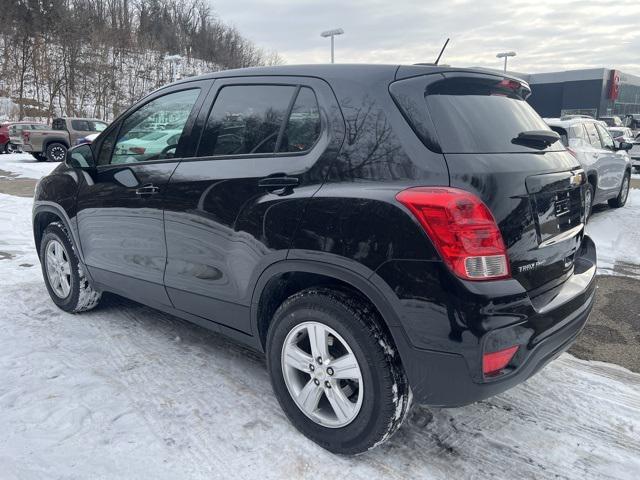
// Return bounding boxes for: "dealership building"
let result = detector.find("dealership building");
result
[515,68,640,119]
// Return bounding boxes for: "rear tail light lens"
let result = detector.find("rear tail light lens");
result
[396,187,510,280]
[23,130,30,141]
[129,147,146,155]
[483,346,519,377]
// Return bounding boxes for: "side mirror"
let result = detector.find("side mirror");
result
[65,144,95,169]
[618,141,633,151]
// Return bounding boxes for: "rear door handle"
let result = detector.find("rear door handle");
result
[258,176,299,189]
[135,184,160,196]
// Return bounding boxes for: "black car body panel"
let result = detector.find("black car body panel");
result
[33,64,596,406]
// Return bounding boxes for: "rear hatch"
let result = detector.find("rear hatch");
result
[390,71,585,294]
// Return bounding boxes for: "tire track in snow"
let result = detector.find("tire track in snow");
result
[3,278,640,479]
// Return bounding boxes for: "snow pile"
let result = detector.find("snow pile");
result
[0,153,58,179]
[1,167,640,478]
[586,189,640,277]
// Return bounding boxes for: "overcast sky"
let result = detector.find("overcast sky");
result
[211,0,640,75]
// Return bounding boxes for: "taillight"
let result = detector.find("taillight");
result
[483,346,519,377]
[129,147,146,155]
[23,130,30,141]
[396,187,510,280]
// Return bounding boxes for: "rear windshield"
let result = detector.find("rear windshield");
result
[391,74,563,154]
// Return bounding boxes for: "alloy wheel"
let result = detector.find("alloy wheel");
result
[45,239,71,298]
[621,176,630,204]
[585,188,592,220]
[281,321,364,428]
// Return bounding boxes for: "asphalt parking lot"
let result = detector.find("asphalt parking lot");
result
[1,164,638,373]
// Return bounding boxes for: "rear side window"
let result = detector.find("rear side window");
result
[281,87,321,153]
[199,85,296,156]
[391,75,560,153]
[52,119,66,130]
[72,120,107,132]
[198,85,321,157]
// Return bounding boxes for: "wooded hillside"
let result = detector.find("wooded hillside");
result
[0,0,281,122]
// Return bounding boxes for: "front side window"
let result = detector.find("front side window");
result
[583,122,602,149]
[595,123,615,149]
[108,89,200,165]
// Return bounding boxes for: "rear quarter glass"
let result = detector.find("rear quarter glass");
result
[390,73,566,154]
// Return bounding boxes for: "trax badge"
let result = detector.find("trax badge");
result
[518,260,546,273]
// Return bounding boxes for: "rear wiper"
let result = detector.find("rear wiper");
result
[512,130,560,148]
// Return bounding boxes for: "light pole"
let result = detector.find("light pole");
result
[496,51,516,72]
[320,28,344,64]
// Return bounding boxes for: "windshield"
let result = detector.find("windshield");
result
[392,75,559,154]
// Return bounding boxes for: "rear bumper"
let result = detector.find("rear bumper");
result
[381,235,597,406]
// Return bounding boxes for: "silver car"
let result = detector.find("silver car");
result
[546,116,632,218]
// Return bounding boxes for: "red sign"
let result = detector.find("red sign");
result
[609,70,620,100]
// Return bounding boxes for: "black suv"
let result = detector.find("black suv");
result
[33,65,597,454]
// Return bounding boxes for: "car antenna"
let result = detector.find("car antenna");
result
[434,38,450,65]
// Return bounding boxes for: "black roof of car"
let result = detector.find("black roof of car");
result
[170,63,528,85]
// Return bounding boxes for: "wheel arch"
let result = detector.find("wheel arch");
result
[250,260,407,361]
[33,203,82,262]
[586,169,598,190]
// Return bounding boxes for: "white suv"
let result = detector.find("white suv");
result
[609,126,640,172]
[545,117,632,219]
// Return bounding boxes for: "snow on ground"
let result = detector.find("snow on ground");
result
[0,153,58,179]
[586,189,640,278]
[1,163,640,478]
[0,192,639,479]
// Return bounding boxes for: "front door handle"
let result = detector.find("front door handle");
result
[258,176,299,191]
[135,184,160,196]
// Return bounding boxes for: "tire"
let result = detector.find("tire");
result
[45,142,67,162]
[266,288,412,455]
[39,222,102,313]
[584,184,594,222]
[6,142,19,154]
[608,171,631,208]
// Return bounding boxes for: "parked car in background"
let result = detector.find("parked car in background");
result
[607,127,640,172]
[0,121,47,153]
[113,128,182,163]
[608,126,634,142]
[599,115,624,127]
[623,113,640,132]
[35,65,598,454]
[546,116,632,219]
[22,117,107,162]
[8,123,50,152]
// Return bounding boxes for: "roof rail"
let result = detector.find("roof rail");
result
[560,114,594,121]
